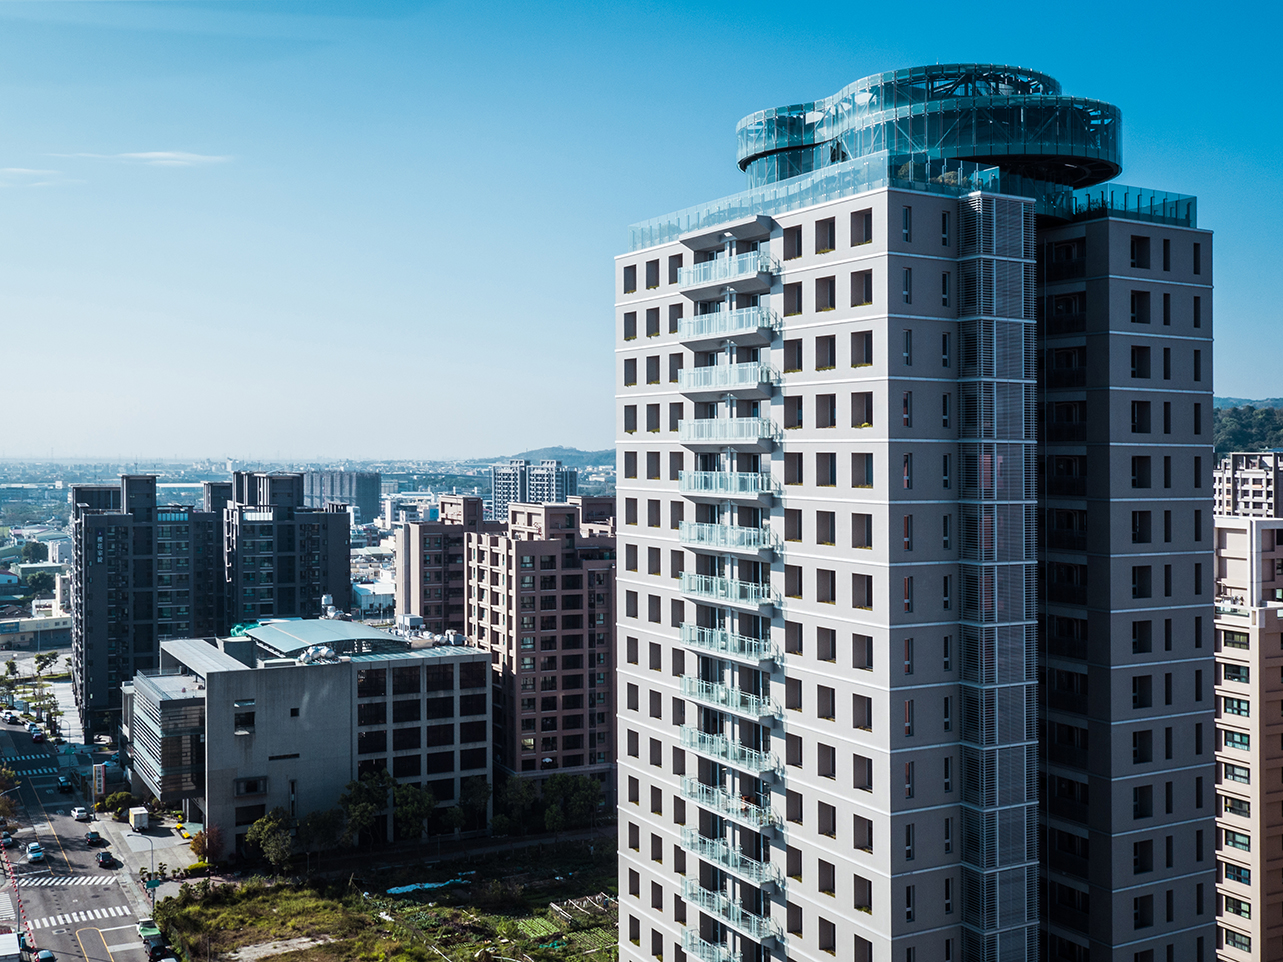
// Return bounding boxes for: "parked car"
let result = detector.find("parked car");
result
[71,807,90,821]
[1,832,14,848]
[3,712,17,724]
[95,850,114,868]
[56,776,71,793]
[35,951,55,962]
[30,731,44,743]
[26,842,43,862]
[144,936,170,961]
[137,919,160,940]
[85,830,104,846]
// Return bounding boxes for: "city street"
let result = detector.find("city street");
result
[0,719,150,961]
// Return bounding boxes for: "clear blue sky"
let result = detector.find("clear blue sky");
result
[1,0,1278,460]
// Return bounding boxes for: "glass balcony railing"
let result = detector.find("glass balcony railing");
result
[681,676,779,718]
[678,362,780,393]
[682,880,782,941]
[678,418,781,445]
[678,306,781,343]
[680,726,781,775]
[678,521,776,551]
[684,931,741,962]
[678,250,778,290]
[681,828,783,885]
[678,471,777,498]
[681,776,781,829]
[680,623,777,662]
[680,572,776,607]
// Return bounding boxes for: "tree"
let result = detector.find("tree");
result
[499,777,535,835]
[0,763,19,820]
[245,807,293,872]
[189,824,224,863]
[543,803,565,842]
[443,805,467,837]
[460,775,491,832]
[337,768,395,846]
[2,660,17,708]
[20,542,48,564]
[33,652,58,677]
[542,774,602,830]
[296,808,343,873]
[23,572,54,594]
[392,782,435,843]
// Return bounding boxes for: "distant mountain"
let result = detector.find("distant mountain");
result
[509,446,614,468]
[1214,397,1283,410]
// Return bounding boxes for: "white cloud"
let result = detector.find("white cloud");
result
[55,151,232,167]
[0,167,73,188]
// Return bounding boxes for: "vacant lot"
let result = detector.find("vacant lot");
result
[157,840,618,962]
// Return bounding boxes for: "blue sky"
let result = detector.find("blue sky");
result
[1,0,1278,460]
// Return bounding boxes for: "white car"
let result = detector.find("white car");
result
[26,842,43,862]
[72,807,90,821]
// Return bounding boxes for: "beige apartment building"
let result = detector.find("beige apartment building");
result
[1213,452,1283,519]
[1212,507,1283,961]
[616,64,1215,962]
[394,495,503,634]
[464,498,617,800]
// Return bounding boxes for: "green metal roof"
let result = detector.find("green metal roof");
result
[245,619,401,654]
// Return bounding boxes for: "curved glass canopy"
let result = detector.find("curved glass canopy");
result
[735,63,1120,189]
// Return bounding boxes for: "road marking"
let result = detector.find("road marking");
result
[31,904,132,927]
[105,942,143,952]
[100,924,135,932]
[19,875,120,886]
[0,893,12,920]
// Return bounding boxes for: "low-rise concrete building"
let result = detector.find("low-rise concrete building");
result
[123,620,491,852]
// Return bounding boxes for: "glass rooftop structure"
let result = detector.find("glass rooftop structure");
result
[630,63,1194,251]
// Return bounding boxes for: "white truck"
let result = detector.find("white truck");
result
[129,807,150,830]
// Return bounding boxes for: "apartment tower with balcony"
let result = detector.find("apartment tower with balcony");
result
[1210,468,1283,960]
[615,64,1214,962]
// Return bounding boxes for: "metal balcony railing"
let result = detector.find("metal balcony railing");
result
[678,521,775,552]
[679,726,781,775]
[678,471,777,498]
[680,623,777,662]
[678,362,779,392]
[680,777,780,830]
[681,676,780,719]
[683,931,741,962]
[678,306,781,343]
[678,417,781,444]
[682,880,782,941]
[677,249,778,289]
[680,572,776,607]
[681,828,783,885]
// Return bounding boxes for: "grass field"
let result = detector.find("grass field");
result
[156,840,619,962]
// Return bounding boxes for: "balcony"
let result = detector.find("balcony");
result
[679,521,776,554]
[683,931,741,962]
[1046,423,1087,443]
[680,726,781,775]
[678,417,780,451]
[678,362,779,400]
[1046,312,1087,335]
[679,471,777,500]
[680,623,777,664]
[679,306,780,350]
[681,828,782,885]
[678,249,778,300]
[681,676,780,719]
[680,776,780,830]
[682,880,781,941]
[680,572,776,609]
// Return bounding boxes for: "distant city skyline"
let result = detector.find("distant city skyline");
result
[1,1,1278,459]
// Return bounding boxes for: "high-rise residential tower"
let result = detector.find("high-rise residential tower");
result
[303,470,382,525]
[615,64,1214,962]
[490,459,579,521]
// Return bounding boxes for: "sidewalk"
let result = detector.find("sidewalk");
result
[84,806,193,916]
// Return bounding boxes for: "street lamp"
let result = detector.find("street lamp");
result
[128,832,156,908]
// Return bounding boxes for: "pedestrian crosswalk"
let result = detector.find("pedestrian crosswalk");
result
[15,876,119,887]
[14,767,56,775]
[0,892,13,920]
[29,904,133,928]
[3,755,56,763]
